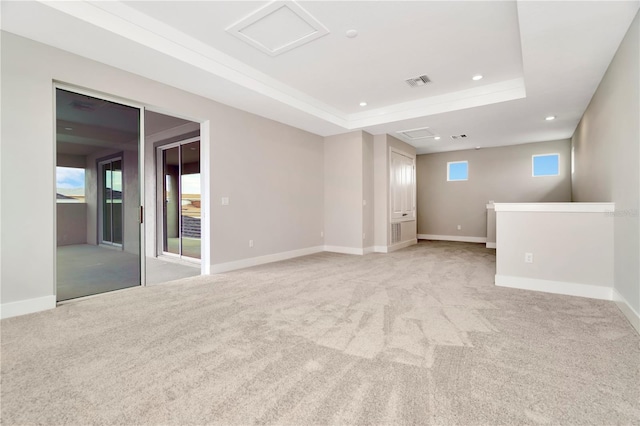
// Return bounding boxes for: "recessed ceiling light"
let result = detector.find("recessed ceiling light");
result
[545,115,556,121]
[475,146,481,150]
[346,29,358,38]
[472,75,483,81]
[434,136,441,140]
[359,101,367,107]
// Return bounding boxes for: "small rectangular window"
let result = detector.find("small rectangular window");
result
[532,154,559,177]
[56,166,85,202]
[447,161,468,181]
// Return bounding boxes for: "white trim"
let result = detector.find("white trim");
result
[39,3,527,131]
[147,122,199,144]
[210,246,324,273]
[199,121,211,275]
[486,242,496,249]
[1,296,56,319]
[486,203,495,209]
[323,245,364,255]
[387,239,417,253]
[389,147,416,221]
[418,234,487,243]
[44,1,348,128]
[363,246,375,254]
[494,202,615,213]
[495,275,613,300]
[349,78,526,129]
[613,288,640,334]
[374,245,389,253]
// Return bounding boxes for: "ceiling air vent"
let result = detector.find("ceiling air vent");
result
[405,74,431,88]
[450,134,468,140]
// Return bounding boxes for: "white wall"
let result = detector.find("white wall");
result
[571,12,639,330]
[1,32,324,311]
[495,203,614,300]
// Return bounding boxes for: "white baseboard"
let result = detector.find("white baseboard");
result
[363,246,375,254]
[323,245,364,255]
[486,242,496,249]
[418,234,487,244]
[387,239,417,253]
[613,289,640,334]
[1,295,56,319]
[211,246,324,273]
[374,245,388,253]
[495,275,613,300]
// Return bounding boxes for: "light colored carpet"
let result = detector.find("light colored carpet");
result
[3,241,639,425]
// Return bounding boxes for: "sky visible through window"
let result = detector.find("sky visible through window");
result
[533,154,559,176]
[56,166,85,202]
[448,161,468,181]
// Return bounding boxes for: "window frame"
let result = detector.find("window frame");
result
[532,153,560,177]
[447,161,469,182]
[55,165,86,203]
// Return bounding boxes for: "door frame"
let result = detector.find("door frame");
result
[155,136,202,263]
[53,82,147,298]
[97,154,124,248]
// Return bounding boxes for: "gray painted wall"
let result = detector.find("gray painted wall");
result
[572,12,639,316]
[56,204,87,246]
[362,132,374,250]
[416,140,572,238]
[1,32,324,305]
[324,131,363,250]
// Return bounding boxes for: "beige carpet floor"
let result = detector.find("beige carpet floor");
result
[2,241,639,425]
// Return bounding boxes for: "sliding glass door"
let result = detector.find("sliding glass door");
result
[158,139,201,261]
[99,157,123,246]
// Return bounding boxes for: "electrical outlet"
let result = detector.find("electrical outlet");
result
[525,252,533,263]
[221,197,229,206]
[249,239,254,248]
[457,225,462,230]
[320,231,324,238]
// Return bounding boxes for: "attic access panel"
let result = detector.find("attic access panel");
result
[226,1,329,56]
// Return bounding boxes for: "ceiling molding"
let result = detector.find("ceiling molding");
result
[347,78,527,129]
[41,0,348,127]
[38,0,529,132]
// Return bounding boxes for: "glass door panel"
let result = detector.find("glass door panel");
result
[158,139,201,262]
[100,157,123,246]
[112,160,123,245]
[181,142,201,260]
[163,147,180,255]
[102,162,112,243]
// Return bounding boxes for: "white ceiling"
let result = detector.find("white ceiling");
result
[3,1,638,154]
